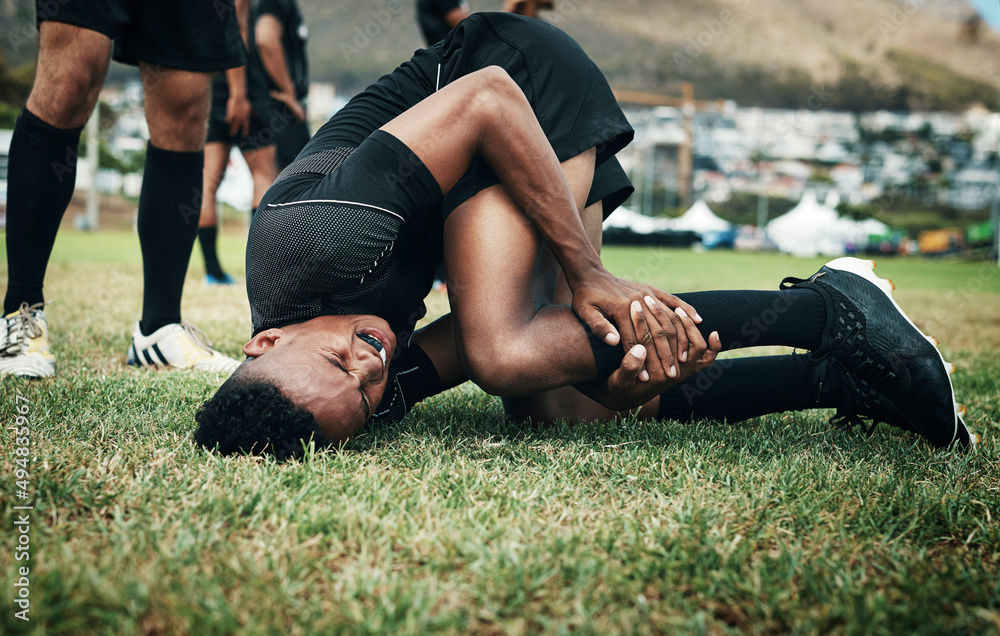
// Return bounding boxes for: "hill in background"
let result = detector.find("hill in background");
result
[0,0,998,111]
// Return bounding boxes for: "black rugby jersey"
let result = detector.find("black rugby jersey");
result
[249,13,633,342]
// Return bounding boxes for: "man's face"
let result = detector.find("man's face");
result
[243,315,397,443]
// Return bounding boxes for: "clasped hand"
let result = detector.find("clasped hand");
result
[569,266,722,410]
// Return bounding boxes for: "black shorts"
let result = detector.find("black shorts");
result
[249,98,311,169]
[587,158,634,219]
[300,13,633,217]
[36,0,245,72]
[206,94,274,151]
[433,13,633,215]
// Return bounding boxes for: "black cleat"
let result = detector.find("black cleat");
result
[783,257,975,449]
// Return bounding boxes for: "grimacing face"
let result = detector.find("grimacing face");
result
[242,314,397,443]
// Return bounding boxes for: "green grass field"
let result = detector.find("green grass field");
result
[2,231,999,635]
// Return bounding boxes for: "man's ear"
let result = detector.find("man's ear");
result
[243,328,286,357]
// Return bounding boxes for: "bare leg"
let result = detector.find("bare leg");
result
[381,66,695,368]
[502,202,662,422]
[136,66,212,333]
[241,144,278,208]
[142,65,212,152]
[444,150,606,395]
[3,22,111,314]
[26,22,111,128]
[199,141,232,228]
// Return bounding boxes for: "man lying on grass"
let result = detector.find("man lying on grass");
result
[194,13,975,460]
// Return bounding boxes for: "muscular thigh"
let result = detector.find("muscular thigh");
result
[443,149,595,377]
[502,200,608,421]
[27,22,112,128]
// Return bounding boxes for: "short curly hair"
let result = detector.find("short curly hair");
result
[193,361,327,461]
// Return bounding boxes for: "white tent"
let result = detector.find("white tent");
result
[836,217,891,245]
[766,190,846,257]
[668,200,731,233]
[602,207,673,234]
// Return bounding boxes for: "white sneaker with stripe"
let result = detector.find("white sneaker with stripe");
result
[127,322,240,373]
[0,302,56,378]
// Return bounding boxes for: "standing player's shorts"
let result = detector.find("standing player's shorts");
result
[249,98,312,169]
[206,86,274,151]
[36,0,245,72]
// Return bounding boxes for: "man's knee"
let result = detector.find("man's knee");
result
[463,66,524,122]
[27,24,111,128]
[144,69,212,151]
[28,75,102,128]
[459,332,524,396]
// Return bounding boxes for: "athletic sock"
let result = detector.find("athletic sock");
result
[3,108,83,314]
[657,354,840,423]
[674,288,827,351]
[198,226,226,278]
[583,287,828,383]
[137,142,204,336]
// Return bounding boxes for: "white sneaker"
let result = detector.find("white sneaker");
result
[127,321,240,373]
[0,302,56,378]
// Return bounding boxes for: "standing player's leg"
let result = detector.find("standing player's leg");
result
[1,22,111,378]
[196,142,277,285]
[242,144,279,209]
[125,65,238,372]
[138,64,211,333]
[198,141,234,284]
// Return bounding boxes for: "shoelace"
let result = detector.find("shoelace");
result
[813,355,914,437]
[782,275,898,386]
[180,321,216,353]
[0,302,47,357]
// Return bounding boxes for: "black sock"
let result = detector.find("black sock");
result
[674,289,826,351]
[657,354,839,423]
[3,108,83,314]
[198,226,225,278]
[138,142,204,336]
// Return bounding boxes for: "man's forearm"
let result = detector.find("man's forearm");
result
[225,66,247,98]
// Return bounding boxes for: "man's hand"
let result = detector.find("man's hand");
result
[569,266,703,379]
[270,90,306,122]
[604,298,721,409]
[226,93,252,137]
